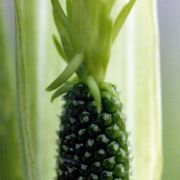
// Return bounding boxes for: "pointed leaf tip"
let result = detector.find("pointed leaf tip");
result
[112,0,136,42]
[46,52,84,91]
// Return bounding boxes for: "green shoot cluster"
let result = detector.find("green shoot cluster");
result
[46,0,135,111]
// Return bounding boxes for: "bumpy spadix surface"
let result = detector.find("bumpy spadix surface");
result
[57,83,129,180]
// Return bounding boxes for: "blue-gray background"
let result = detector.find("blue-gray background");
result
[2,0,180,179]
[158,0,180,179]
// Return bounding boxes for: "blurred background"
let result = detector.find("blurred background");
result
[0,0,180,179]
[158,0,180,179]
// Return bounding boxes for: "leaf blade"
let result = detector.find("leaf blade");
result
[112,0,136,42]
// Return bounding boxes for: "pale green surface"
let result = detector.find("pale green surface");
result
[107,0,162,179]
[15,0,61,179]
[35,1,61,179]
